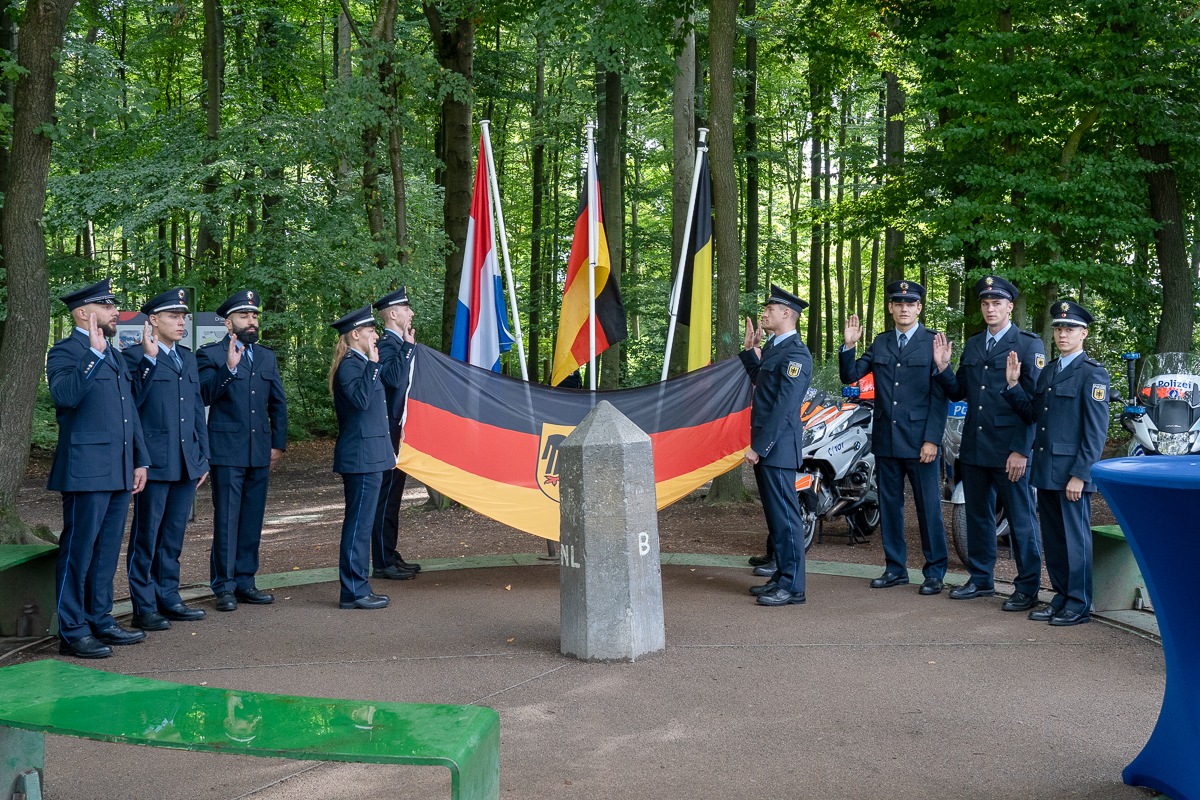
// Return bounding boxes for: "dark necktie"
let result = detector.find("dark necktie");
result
[898,332,908,351]
[245,345,253,365]
[986,337,995,354]
[170,349,183,371]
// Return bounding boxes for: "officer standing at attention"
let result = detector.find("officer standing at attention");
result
[123,288,211,631]
[47,278,149,659]
[740,285,813,607]
[1003,300,1110,626]
[196,290,288,612]
[329,306,393,609]
[840,280,949,595]
[371,286,420,580]
[932,276,1045,609]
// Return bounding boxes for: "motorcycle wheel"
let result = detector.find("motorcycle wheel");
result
[951,503,970,565]
[847,503,880,538]
[802,513,817,552]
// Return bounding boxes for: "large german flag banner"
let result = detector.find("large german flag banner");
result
[398,345,751,540]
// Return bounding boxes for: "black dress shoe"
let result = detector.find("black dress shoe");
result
[948,583,995,600]
[748,553,773,567]
[215,592,237,612]
[1002,592,1038,612]
[749,582,778,596]
[131,612,171,631]
[373,564,417,580]
[160,603,206,621]
[870,572,909,589]
[1048,609,1091,627]
[59,635,113,659]
[751,561,777,577]
[1028,605,1060,621]
[235,587,275,604]
[94,624,146,646]
[397,559,422,573]
[756,587,807,606]
[918,578,944,596]
[340,593,390,610]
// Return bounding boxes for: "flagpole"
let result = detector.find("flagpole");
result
[480,120,529,381]
[661,128,709,382]
[586,120,598,391]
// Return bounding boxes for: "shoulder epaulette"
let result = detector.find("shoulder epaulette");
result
[1019,329,1040,339]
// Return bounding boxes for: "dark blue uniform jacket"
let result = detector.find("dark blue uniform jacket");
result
[196,336,288,468]
[124,344,210,482]
[1003,354,1110,491]
[738,334,813,469]
[936,326,1044,467]
[333,352,396,475]
[377,330,415,424]
[46,330,148,493]
[839,324,946,459]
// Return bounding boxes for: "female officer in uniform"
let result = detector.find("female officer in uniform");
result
[329,306,394,610]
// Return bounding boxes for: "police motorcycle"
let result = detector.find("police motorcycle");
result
[940,400,1011,565]
[1122,352,1200,456]
[793,375,881,551]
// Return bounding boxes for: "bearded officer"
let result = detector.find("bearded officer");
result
[196,290,288,612]
[123,288,211,631]
[933,275,1045,609]
[47,278,149,658]
[741,285,813,607]
[1003,299,1110,626]
[840,280,949,595]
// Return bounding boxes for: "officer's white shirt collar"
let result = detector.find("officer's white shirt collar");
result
[768,329,797,346]
[894,322,919,345]
[349,348,370,361]
[384,328,405,341]
[1057,349,1084,372]
[986,322,1012,347]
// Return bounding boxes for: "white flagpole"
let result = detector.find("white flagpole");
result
[480,120,529,381]
[662,128,710,382]
[586,120,598,391]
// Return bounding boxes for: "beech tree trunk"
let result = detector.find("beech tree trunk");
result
[1139,142,1194,353]
[0,0,80,526]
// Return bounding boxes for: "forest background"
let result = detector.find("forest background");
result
[1,0,1198,524]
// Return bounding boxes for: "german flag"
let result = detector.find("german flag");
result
[398,346,751,540]
[550,152,627,386]
[677,152,713,371]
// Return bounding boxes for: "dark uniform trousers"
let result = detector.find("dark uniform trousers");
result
[1004,353,1109,614]
[937,325,1045,594]
[124,343,209,615]
[840,326,949,581]
[47,330,147,643]
[372,330,415,570]
[334,352,395,603]
[740,335,812,595]
[196,335,287,596]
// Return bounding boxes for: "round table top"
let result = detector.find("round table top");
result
[1093,456,1200,490]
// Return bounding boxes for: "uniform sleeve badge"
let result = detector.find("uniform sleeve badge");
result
[1035,354,1045,369]
[1092,384,1106,401]
[787,361,803,378]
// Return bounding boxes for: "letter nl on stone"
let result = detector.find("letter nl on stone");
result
[558,401,665,662]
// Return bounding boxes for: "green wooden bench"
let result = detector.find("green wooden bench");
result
[0,660,499,800]
[1091,525,1151,612]
[0,545,58,638]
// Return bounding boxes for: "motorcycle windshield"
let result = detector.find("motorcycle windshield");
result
[1137,353,1200,410]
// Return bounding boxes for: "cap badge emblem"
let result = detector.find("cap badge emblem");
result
[900,282,909,291]
[1060,302,1070,312]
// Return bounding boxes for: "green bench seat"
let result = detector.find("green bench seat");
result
[1090,525,1150,612]
[0,545,58,638]
[0,660,499,800]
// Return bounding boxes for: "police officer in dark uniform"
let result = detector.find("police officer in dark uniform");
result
[840,280,949,594]
[47,278,149,658]
[196,290,288,612]
[933,276,1045,609]
[371,286,420,580]
[329,306,393,609]
[740,285,813,607]
[123,288,211,631]
[1003,299,1110,626]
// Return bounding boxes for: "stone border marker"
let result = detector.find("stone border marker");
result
[558,401,665,662]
